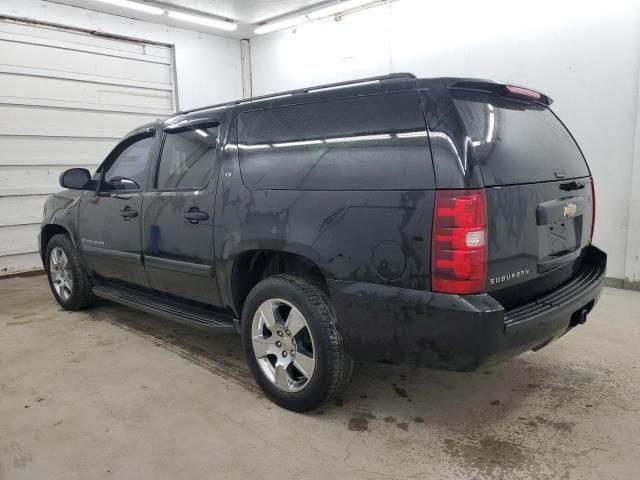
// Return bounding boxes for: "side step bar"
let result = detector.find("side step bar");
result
[92,284,238,333]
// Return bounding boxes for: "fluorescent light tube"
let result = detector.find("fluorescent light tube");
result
[167,11,238,31]
[93,0,164,15]
[307,0,376,20]
[195,129,208,137]
[254,15,308,35]
[272,139,323,148]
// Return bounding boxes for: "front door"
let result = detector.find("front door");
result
[78,134,156,287]
[141,124,221,305]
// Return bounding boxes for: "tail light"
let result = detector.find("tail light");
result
[590,179,596,242]
[431,189,488,294]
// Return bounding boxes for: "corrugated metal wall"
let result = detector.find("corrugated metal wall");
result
[0,19,176,275]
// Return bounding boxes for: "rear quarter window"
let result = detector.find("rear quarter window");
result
[237,92,434,190]
[452,92,590,186]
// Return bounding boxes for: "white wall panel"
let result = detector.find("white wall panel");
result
[0,165,98,191]
[0,136,115,166]
[0,40,172,85]
[0,196,48,227]
[0,224,40,257]
[0,253,42,275]
[0,74,173,113]
[0,0,244,111]
[0,105,161,136]
[0,19,172,59]
[0,18,175,274]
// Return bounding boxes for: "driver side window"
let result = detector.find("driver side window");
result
[103,136,155,191]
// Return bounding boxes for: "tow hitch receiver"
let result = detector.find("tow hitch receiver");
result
[570,302,593,327]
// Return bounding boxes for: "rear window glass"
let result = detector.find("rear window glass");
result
[453,94,589,186]
[237,92,434,190]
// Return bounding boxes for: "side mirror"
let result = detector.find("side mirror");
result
[59,168,91,190]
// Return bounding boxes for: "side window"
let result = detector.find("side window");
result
[103,136,155,191]
[156,126,218,190]
[237,92,434,190]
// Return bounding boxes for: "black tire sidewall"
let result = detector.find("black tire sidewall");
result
[241,276,338,411]
[45,234,87,310]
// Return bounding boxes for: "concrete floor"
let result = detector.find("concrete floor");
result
[1,276,639,480]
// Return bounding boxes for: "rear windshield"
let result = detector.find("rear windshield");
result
[237,92,434,190]
[452,92,589,186]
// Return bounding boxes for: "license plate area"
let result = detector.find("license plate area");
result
[538,218,582,261]
[536,196,586,272]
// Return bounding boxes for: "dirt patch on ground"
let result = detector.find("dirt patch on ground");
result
[444,437,533,479]
[348,412,376,432]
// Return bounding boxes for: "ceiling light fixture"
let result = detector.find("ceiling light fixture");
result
[254,1,378,35]
[254,15,308,35]
[92,0,164,15]
[167,11,238,31]
[307,0,376,20]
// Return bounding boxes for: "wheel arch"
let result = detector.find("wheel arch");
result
[40,224,71,264]
[230,249,328,318]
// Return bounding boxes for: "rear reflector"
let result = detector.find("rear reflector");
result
[504,85,541,100]
[432,190,488,294]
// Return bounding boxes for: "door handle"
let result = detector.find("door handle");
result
[120,206,138,220]
[183,208,209,224]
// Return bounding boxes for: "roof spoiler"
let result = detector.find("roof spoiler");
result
[447,79,553,106]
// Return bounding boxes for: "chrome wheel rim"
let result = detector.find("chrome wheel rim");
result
[49,247,73,301]
[251,298,316,393]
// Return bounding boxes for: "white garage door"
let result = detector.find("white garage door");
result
[0,19,176,275]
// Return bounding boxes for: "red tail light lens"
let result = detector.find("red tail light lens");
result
[590,179,596,242]
[432,190,488,294]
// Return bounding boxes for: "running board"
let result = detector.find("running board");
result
[92,284,237,333]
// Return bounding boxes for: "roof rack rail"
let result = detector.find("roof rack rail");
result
[177,72,417,115]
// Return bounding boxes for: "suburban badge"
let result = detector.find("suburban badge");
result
[489,268,531,286]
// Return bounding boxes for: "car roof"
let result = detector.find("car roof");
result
[160,73,550,131]
[163,73,435,130]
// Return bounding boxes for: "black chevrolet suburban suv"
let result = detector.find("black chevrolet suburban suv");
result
[41,73,606,411]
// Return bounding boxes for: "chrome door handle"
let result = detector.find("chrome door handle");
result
[183,208,209,224]
[120,206,138,220]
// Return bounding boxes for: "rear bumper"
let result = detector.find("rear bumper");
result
[328,245,606,371]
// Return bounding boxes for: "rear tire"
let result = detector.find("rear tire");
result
[45,233,95,311]
[242,274,354,411]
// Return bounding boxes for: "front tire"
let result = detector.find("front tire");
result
[242,274,354,411]
[45,233,95,311]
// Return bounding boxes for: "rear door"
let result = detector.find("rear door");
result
[141,123,222,306]
[451,89,594,308]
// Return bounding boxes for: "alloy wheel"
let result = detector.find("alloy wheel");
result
[50,247,73,301]
[251,298,316,392]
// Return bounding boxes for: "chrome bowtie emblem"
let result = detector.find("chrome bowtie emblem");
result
[563,202,577,218]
